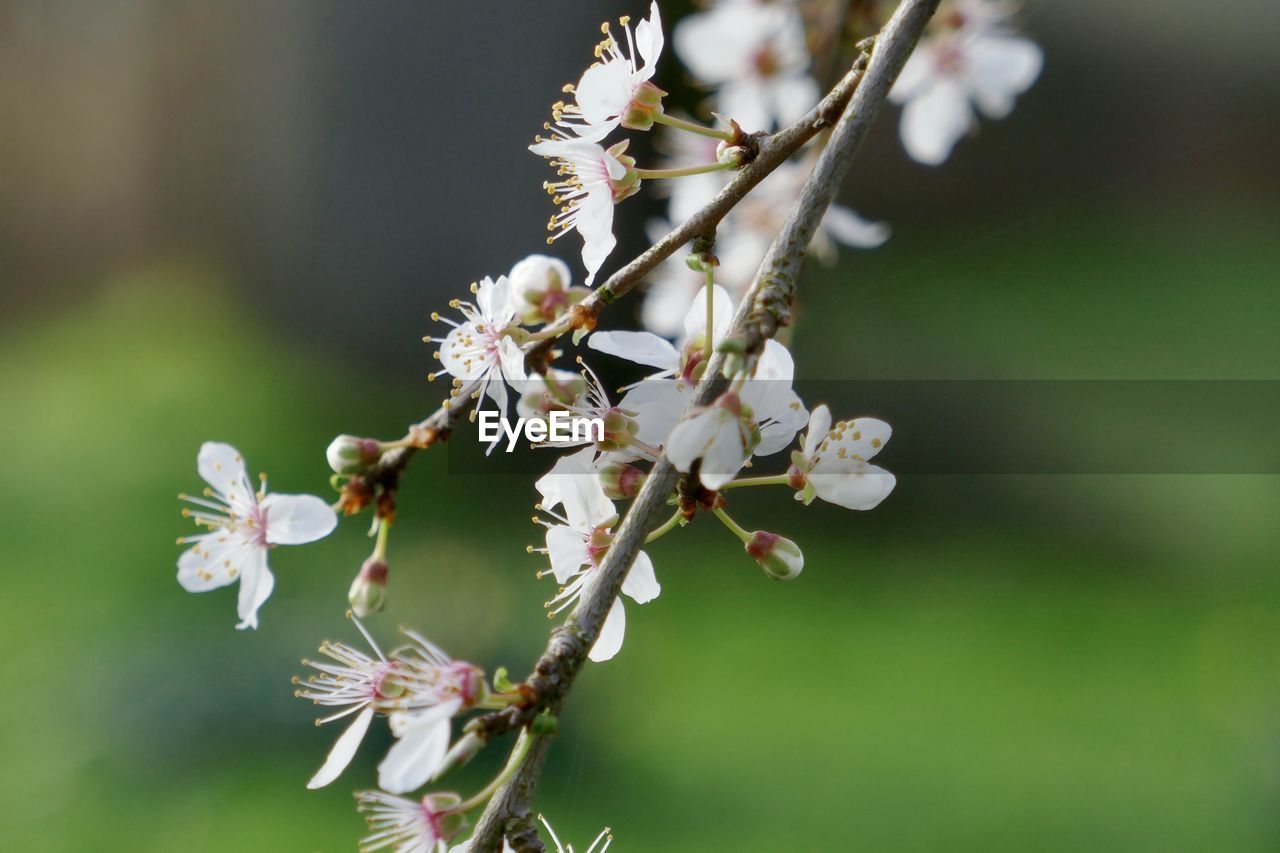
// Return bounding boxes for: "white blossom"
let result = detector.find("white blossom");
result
[177,442,336,630]
[430,275,527,418]
[530,138,639,285]
[790,404,896,509]
[673,0,819,132]
[551,2,665,142]
[889,0,1043,165]
[508,254,579,325]
[356,790,466,853]
[589,283,734,383]
[666,340,807,490]
[296,620,483,792]
[535,449,660,662]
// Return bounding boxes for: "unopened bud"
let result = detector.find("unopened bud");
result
[745,531,804,580]
[599,461,647,499]
[716,141,749,167]
[606,140,641,202]
[348,557,388,617]
[326,435,383,475]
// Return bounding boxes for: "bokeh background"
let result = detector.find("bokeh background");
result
[3,1,1279,850]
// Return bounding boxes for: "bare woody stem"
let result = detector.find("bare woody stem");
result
[469,1,940,850]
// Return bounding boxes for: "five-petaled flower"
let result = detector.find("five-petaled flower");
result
[535,449,661,662]
[789,404,896,510]
[529,138,640,285]
[177,442,337,630]
[889,0,1043,165]
[551,2,666,141]
[296,618,485,793]
[673,0,819,132]
[430,275,528,423]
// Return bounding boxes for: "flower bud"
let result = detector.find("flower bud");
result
[606,140,642,202]
[421,792,468,842]
[745,531,804,580]
[326,435,383,475]
[348,557,388,617]
[598,461,647,499]
[716,141,750,167]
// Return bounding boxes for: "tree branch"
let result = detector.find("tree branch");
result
[468,1,939,849]
[342,38,880,515]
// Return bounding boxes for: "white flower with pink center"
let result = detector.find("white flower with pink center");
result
[431,275,527,418]
[789,404,897,510]
[177,442,336,630]
[355,790,466,853]
[296,619,484,792]
[552,2,666,142]
[534,449,660,662]
[529,138,640,285]
[889,0,1043,165]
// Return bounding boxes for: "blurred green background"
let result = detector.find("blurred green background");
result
[3,1,1279,851]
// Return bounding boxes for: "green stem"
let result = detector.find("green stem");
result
[457,730,532,813]
[712,506,754,544]
[371,516,391,560]
[645,509,685,543]
[720,474,791,491]
[704,266,716,363]
[652,111,734,141]
[634,161,733,180]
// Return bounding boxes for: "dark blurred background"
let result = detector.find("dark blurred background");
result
[2,1,1279,850]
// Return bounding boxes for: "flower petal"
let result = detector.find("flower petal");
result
[822,204,891,249]
[621,550,661,604]
[965,34,1043,119]
[378,701,459,793]
[197,441,252,500]
[588,597,626,662]
[588,330,679,371]
[177,535,255,593]
[307,706,374,789]
[810,461,897,510]
[900,77,973,166]
[546,525,590,584]
[261,493,337,545]
[234,551,273,630]
[803,405,832,460]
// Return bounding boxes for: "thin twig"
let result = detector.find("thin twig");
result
[468,1,939,849]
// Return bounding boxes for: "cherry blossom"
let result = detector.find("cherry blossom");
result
[551,2,666,142]
[673,0,819,132]
[788,404,896,510]
[535,449,660,662]
[889,0,1043,165]
[296,619,484,792]
[529,138,640,285]
[430,275,528,416]
[355,790,466,853]
[177,442,336,630]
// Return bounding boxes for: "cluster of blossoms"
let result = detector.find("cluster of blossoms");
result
[174,2,1038,849]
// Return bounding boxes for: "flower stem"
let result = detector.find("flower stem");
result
[652,111,734,141]
[704,266,716,363]
[720,474,791,490]
[645,509,685,543]
[712,506,753,544]
[634,161,733,180]
[457,729,532,813]
[370,516,391,559]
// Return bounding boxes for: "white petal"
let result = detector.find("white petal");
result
[811,461,897,510]
[814,416,892,464]
[261,493,337,545]
[234,551,273,630]
[635,2,664,70]
[965,35,1043,119]
[699,417,751,490]
[803,405,832,460]
[900,77,973,166]
[716,79,772,134]
[508,254,571,297]
[755,389,808,457]
[740,339,795,417]
[682,284,734,344]
[377,702,458,794]
[588,330,679,371]
[822,205,891,249]
[621,550,661,604]
[764,73,820,128]
[619,379,689,446]
[588,598,626,662]
[575,60,635,125]
[546,525,590,584]
[307,706,374,789]
[176,535,255,592]
[665,410,718,474]
[889,46,934,104]
[559,468,615,530]
[197,441,251,500]
[497,336,527,383]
